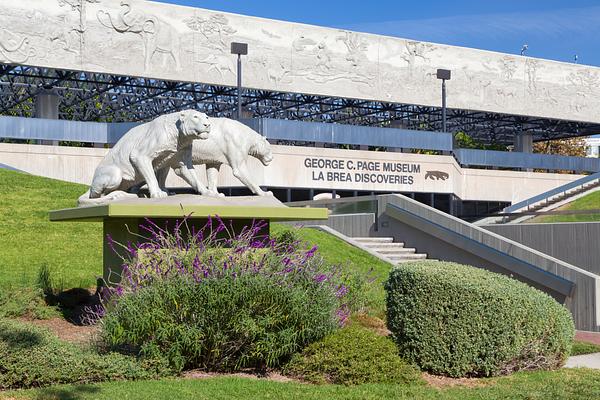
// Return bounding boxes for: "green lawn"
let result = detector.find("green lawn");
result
[4,369,600,400]
[571,340,600,356]
[2,168,600,399]
[0,169,102,289]
[530,190,600,223]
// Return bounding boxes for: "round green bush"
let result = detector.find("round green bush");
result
[101,274,339,372]
[285,324,422,385]
[385,261,574,378]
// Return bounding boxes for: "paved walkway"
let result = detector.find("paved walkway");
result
[564,331,600,369]
[565,353,600,369]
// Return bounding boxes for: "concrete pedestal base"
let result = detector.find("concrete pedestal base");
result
[50,195,328,283]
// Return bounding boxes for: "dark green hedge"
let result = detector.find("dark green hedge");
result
[385,261,574,377]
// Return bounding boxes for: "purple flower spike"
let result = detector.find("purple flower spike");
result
[106,234,117,254]
[306,245,318,258]
[335,285,348,298]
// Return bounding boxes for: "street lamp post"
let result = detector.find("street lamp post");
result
[436,68,451,133]
[230,42,248,120]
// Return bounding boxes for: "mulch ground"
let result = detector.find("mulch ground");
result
[20,317,98,344]
[422,373,489,388]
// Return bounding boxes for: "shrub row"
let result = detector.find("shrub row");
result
[0,287,59,320]
[385,261,574,377]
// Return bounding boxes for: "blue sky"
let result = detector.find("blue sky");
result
[156,0,600,67]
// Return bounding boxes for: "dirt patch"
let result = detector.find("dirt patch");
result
[422,372,489,388]
[352,314,391,336]
[20,317,98,344]
[182,370,301,383]
[184,369,486,387]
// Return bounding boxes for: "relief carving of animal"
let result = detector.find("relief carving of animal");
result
[158,118,273,197]
[195,54,236,79]
[78,110,211,206]
[424,170,449,181]
[97,1,180,71]
[0,28,34,63]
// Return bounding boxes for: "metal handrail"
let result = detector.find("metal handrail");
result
[287,195,380,231]
[286,194,378,208]
[454,148,600,173]
[503,171,600,213]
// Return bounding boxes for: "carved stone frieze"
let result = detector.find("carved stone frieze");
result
[0,0,598,124]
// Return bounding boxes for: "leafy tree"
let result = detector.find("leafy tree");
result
[533,137,587,157]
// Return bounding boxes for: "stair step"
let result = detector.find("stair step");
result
[361,242,405,248]
[526,184,600,212]
[395,258,430,264]
[387,253,428,261]
[352,236,428,262]
[352,237,394,243]
[371,248,415,254]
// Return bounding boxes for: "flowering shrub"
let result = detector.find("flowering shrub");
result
[100,219,367,371]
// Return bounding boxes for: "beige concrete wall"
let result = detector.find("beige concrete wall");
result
[0,143,583,203]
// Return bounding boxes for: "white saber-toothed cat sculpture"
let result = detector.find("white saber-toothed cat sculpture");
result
[78,110,211,206]
[157,118,274,197]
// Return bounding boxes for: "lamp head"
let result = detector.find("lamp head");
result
[436,69,451,80]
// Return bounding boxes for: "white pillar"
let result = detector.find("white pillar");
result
[514,132,533,154]
[388,120,405,153]
[514,132,534,172]
[35,90,60,146]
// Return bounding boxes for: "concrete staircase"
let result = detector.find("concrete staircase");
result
[517,180,600,212]
[475,179,600,225]
[502,181,600,224]
[352,237,428,264]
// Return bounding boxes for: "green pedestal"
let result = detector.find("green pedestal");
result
[50,195,328,284]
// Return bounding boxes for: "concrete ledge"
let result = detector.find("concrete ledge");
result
[50,195,329,222]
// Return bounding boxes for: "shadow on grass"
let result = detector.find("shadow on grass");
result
[0,323,44,349]
[34,384,101,400]
[44,279,104,326]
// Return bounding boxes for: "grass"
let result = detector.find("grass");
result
[530,190,600,223]
[272,224,392,315]
[571,341,600,356]
[0,169,102,289]
[2,168,600,398]
[3,368,600,400]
